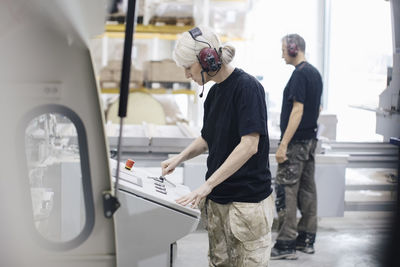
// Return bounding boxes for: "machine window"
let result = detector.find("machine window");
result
[25,111,89,245]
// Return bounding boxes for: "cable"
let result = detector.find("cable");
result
[199,70,205,98]
[199,67,222,98]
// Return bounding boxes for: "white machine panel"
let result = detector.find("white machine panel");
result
[110,159,200,267]
[110,159,200,218]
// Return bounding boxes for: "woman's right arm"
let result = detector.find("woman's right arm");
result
[161,136,208,176]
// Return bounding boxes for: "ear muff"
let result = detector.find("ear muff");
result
[197,47,221,72]
[287,38,299,57]
[189,27,221,72]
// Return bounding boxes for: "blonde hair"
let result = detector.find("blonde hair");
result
[173,26,236,68]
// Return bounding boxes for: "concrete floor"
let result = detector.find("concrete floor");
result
[174,211,395,267]
[142,166,398,267]
[173,167,398,267]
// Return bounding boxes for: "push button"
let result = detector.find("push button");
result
[155,184,166,190]
[156,189,167,195]
[125,159,135,170]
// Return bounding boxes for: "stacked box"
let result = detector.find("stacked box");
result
[143,59,189,83]
[100,60,143,88]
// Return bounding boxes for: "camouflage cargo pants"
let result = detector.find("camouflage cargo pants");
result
[200,195,274,267]
[275,138,318,242]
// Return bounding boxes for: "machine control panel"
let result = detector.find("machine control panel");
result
[113,168,143,187]
[110,159,200,217]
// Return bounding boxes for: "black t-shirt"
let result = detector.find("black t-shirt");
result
[201,68,272,204]
[280,61,323,140]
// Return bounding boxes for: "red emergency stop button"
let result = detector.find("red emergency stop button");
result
[125,159,135,170]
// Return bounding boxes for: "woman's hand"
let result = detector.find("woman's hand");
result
[161,155,182,176]
[176,182,213,208]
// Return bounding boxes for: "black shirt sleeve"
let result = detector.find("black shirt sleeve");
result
[234,78,267,137]
[288,71,307,104]
[201,84,216,143]
[201,99,209,141]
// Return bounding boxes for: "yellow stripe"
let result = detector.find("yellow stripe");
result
[101,87,195,95]
[99,24,245,41]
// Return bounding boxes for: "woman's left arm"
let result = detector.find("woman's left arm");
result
[176,132,260,207]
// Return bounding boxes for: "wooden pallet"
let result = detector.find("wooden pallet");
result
[100,81,143,89]
[149,16,194,26]
[144,81,191,89]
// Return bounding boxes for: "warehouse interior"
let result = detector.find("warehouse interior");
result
[0,0,398,267]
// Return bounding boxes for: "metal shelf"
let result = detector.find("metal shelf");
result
[101,87,195,95]
[100,24,245,41]
[101,24,192,40]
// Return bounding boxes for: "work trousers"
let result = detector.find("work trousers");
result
[274,138,318,242]
[200,195,274,267]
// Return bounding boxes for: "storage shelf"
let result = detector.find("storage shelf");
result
[101,24,192,40]
[100,24,245,41]
[101,87,195,95]
[109,24,193,34]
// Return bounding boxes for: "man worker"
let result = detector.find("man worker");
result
[271,33,323,260]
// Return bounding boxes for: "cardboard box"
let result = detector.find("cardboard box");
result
[100,63,143,88]
[99,68,113,81]
[108,60,122,70]
[113,68,144,84]
[143,59,189,83]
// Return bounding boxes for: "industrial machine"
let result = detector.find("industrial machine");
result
[110,159,200,266]
[0,1,115,266]
[0,0,399,266]
[376,0,400,140]
[0,1,200,267]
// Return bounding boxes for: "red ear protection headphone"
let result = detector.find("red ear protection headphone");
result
[189,27,222,72]
[188,27,222,97]
[286,35,299,57]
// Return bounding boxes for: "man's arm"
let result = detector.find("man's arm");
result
[276,100,304,163]
[161,136,208,176]
[176,132,260,207]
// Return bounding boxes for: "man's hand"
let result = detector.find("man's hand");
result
[277,101,303,163]
[176,182,213,208]
[276,143,288,164]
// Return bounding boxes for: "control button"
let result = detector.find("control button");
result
[125,159,135,170]
[153,177,164,183]
[154,182,165,187]
[156,189,167,195]
[155,185,166,191]
[160,176,176,187]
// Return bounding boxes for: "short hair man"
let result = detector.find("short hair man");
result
[271,34,323,260]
